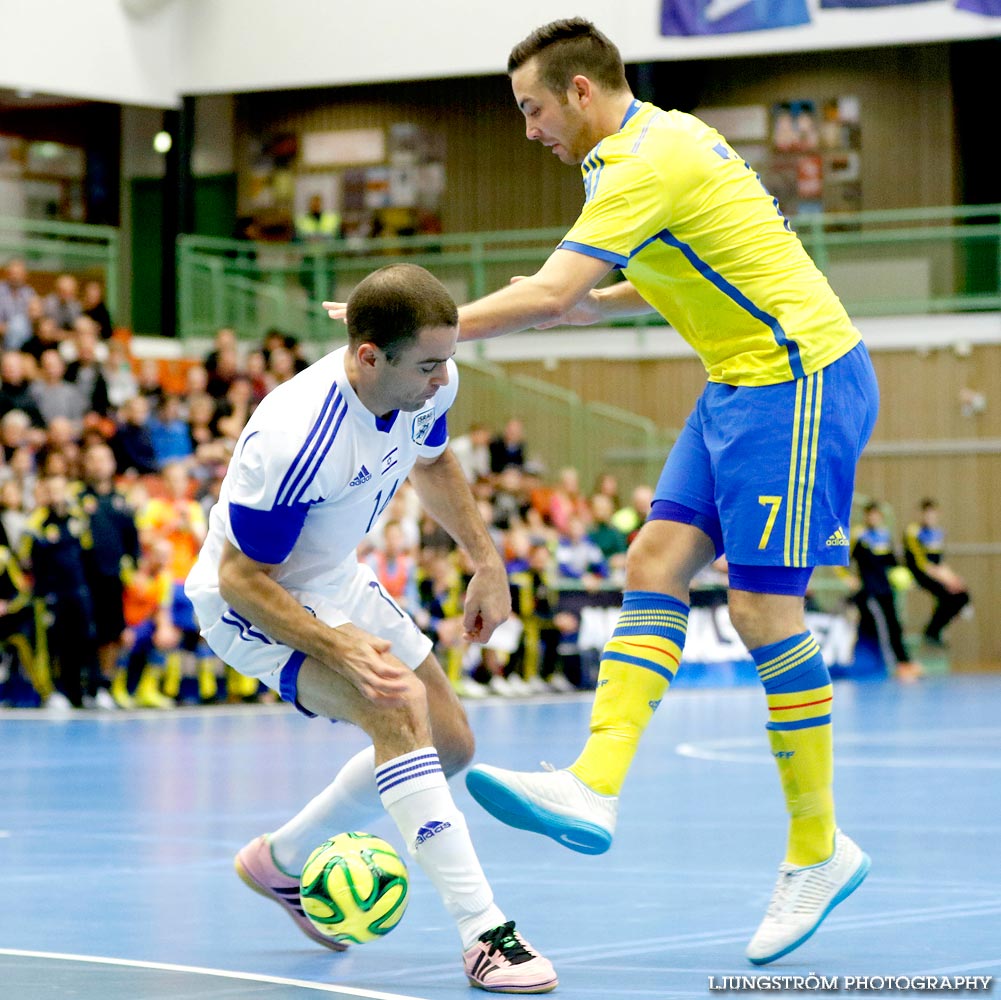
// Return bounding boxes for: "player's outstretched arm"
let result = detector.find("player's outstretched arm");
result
[218,540,412,703]
[456,248,612,342]
[409,449,510,643]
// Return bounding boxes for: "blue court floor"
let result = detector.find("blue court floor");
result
[1,674,1000,999]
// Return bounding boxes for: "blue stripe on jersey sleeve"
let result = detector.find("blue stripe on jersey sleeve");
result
[230,501,309,564]
[558,240,629,268]
[424,412,448,448]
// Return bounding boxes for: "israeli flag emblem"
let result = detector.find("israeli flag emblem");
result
[412,409,435,444]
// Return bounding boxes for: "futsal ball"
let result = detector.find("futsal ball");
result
[299,832,409,945]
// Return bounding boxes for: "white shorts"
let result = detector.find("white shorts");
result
[199,561,433,700]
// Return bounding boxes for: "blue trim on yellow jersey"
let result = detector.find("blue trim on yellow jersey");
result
[558,240,627,267]
[620,100,643,129]
[655,229,805,380]
[583,151,607,204]
[632,111,663,153]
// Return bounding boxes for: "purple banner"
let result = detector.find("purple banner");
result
[660,0,811,35]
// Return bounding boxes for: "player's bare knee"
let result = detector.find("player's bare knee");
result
[435,717,475,775]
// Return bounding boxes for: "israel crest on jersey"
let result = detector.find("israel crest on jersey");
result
[412,409,435,445]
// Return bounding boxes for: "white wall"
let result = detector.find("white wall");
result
[0,0,183,107]
[179,0,1001,97]
[0,0,998,108]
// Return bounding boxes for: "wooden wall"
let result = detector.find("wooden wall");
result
[236,41,964,235]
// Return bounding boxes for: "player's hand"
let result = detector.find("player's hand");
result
[323,300,347,323]
[462,561,512,643]
[508,275,604,330]
[331,624,413,704]
[939,566,966,593]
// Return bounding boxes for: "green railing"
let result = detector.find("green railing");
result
[0,216,119,315]
[176,204,1001,342]
[451,359,676,492]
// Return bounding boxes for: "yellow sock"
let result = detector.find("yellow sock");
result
[568,592,686,797]
[163,653,181,698]
[767,716,834,865]
[754,631,837,867]
[198,659,218,702]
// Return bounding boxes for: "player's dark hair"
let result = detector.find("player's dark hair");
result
[508,18,628,97]
[920,498,938,511]
[347,264,458,363]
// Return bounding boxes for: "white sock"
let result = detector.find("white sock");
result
[376,747,505,948]
[270,746,380,874]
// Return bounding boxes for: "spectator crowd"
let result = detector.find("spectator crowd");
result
[3,258,957,708]
[0,258,659,710]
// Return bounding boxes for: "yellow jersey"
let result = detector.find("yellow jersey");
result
[561,102,860,386]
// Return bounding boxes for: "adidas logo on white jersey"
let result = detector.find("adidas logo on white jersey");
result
[349,465,371,487]
[826,526,849,547]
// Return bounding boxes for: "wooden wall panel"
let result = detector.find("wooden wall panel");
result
[235,42,963,238]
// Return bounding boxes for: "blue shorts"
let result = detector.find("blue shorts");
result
[652,342,879,570]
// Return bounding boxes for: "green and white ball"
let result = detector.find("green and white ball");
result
[300,832,409,945]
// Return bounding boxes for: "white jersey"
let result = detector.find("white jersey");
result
[186,346,458,629]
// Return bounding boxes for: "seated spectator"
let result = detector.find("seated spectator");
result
[135,358,166,408]
[243,350,271,403]
[187,392,219,448]
[612,483,654,543]
[0,258,38,352]
[110,395,158,475]
[365,519,419,616]
[592,471,620,509]
[44,273,82,331]
[203,326,237,379]
[588,493,628,569]
[489,417,526,475]
[38,416,82,482]
[148,395,194,469]
[59,315,108,364]
[206,343,241,400]
[82,279,114,341]
[260,327,288,367]
[491,465,529,530]
[20,315,66,365]
[546,465,591,534]
[451,422,492,483]
[0,351,45,427]
[267,344,297,386]
[281,332,310,375]
[555,515,609,588]
[102,339,139,410]
[213,376,254,443]
[30,349,88,430]
[1,409,40,463]
[64,321,111,416]
[0,478,29,550]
